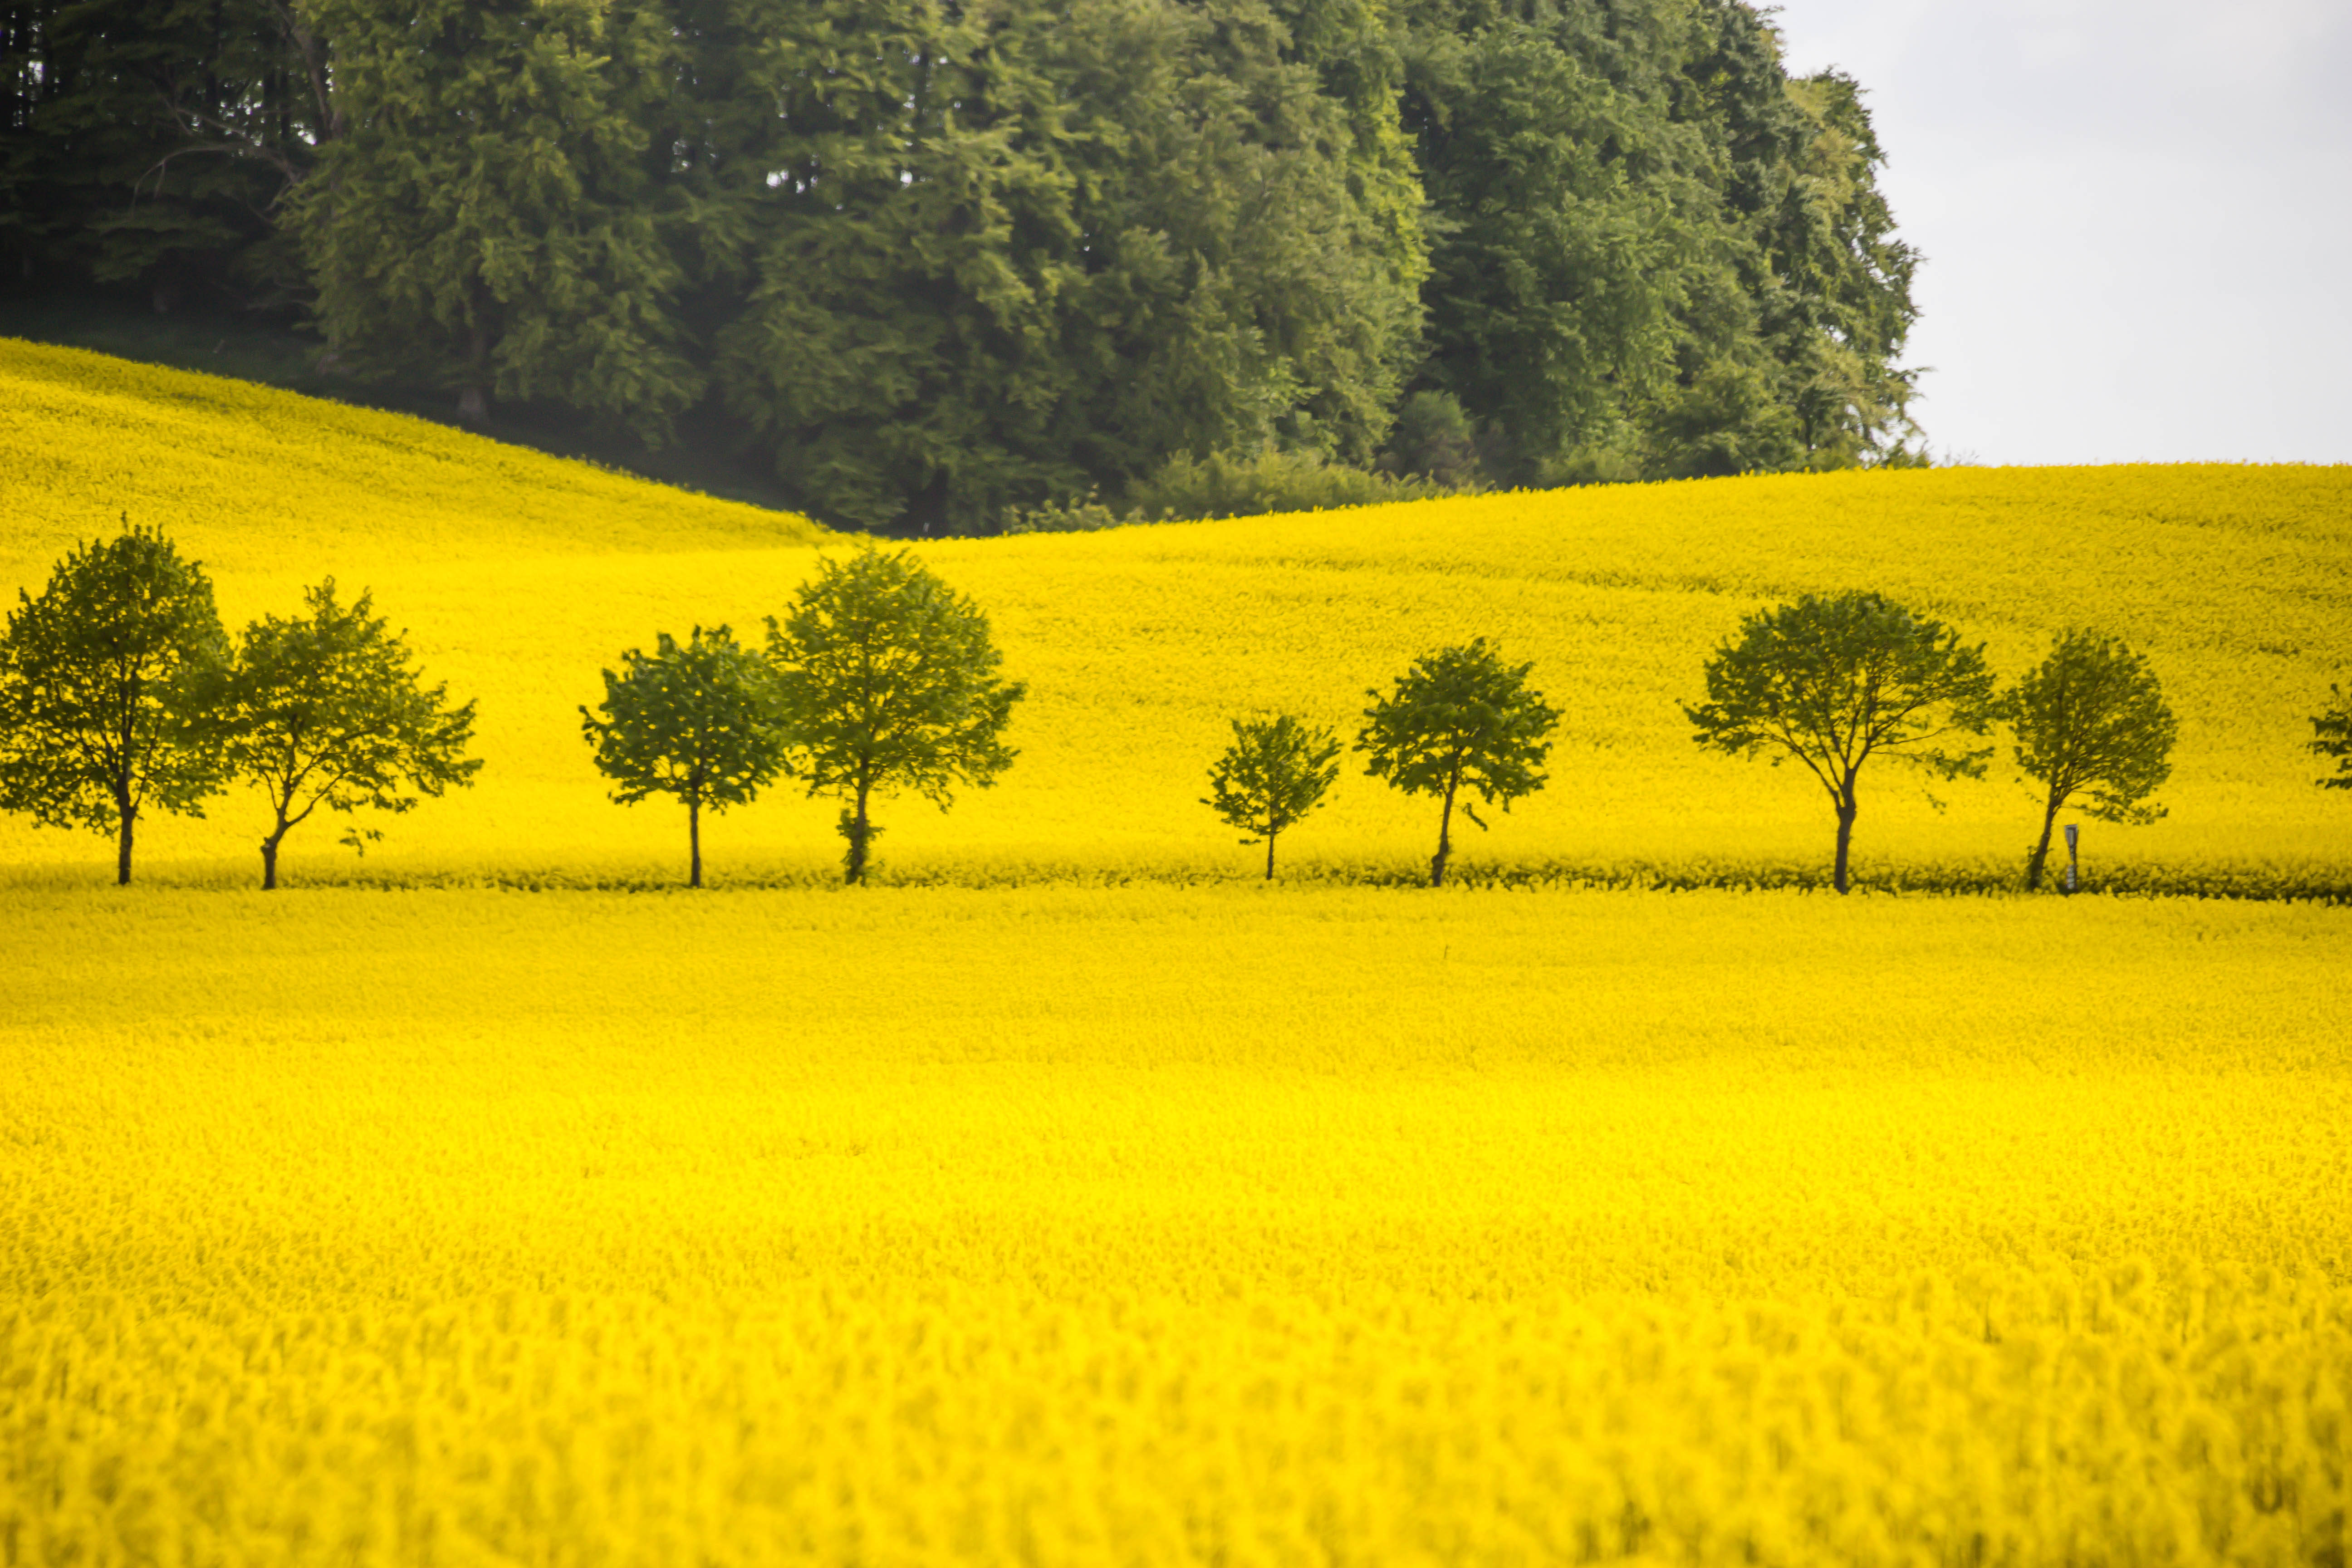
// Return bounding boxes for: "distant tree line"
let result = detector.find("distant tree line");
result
[7,524,2346,891]
[1,0,1928,533]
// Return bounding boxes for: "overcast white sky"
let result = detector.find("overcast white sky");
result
[1766,0,2351,466]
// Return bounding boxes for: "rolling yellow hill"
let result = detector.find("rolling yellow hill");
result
[4,335,2348,889]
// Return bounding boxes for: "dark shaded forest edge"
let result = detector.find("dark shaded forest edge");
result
[1,0,1928,534]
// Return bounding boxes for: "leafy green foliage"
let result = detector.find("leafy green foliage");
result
[766,549,1025,883]
[289,0,700,438]
[1357,639,1559,887]
[1203,715,1343,879]
[2312,686,2352,791]
[705,0,1426,533]
[195,580,481,889]
[2004,631,2176,890]
[0,522,228,882]
[0,0,326,303]
[11,0,1929,524]
[580,626,785,887]
[1684,591,1995,893]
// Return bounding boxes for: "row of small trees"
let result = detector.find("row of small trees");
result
[4,525,2348,890]
[1210,591,2351,893]
[0,524,478,887]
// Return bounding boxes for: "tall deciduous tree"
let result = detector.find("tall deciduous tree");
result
[1203,713,1342,879]
[1358,639,1558,887]
[580,625,785,888]
[1684,590,1994,894]
[705,0,1425,532]
[196,579,480,889]
[2004,630,2176,891]
[2312,685,2352,791]
[0,522,228,883]
[765,548,1024,884]
[289,0,700,438]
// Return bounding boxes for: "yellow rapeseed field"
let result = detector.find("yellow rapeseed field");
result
[4,338,2347,890]
[3,343,2349,1563]
[4,888,2348,1563]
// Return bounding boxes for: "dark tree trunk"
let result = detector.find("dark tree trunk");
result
[115,804,135,886]
[1264,828,1277,881]
[1431,768,1459,888]
[457,320,490,423]
[260,828,284,891]
[843,778,874,884]
[2024,785,2065,892]
[1831,779,1858,895]
[687,796,702,889]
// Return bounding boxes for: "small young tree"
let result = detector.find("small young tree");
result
[766,547,1024,884]
[2005,630,2176,891]
[2313,685,2352,791]
[1684,590,1996,894]
[1202,715,1342,879]
[1357,639,1559,888]
[580,626,787,888]
[0,522,230,884]
[196,580,482,889]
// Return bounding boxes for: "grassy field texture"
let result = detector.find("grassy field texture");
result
[4,886,2348,1563]
[5,338,2349,893]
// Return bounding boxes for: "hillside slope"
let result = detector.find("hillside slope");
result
[3,340,2348,889]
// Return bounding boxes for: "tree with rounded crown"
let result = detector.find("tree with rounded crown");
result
[1358,640,1559,888]
[766,548,1024,884]
[1685,590,1996,895]
[194,580,482,890]
[2004,630,2176,891]
[1203,715,1342,880]
[2312,685,2352,791]
[580,626,786,888]
[0,521,229,884]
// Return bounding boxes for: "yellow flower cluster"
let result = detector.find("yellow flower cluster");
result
[4,338,2349,889]
[3,887,2347,1563]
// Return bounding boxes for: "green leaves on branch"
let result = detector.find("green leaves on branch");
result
[1684,591,1994,894]
[290,0,701,438]
[192,579,481,890]
[580,626,788,888]
[0,523,230,884]
[766,548,1025,885]
[1203,715,1343,880]
[1359,640,1560,887]
[2002,631,2175,891]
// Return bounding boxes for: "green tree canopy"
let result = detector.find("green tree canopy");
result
[196,579,481,889]
[2312,685,2352,791]
[0,521,229,883]
[1357,638,1558,887]
[289,0,700,437]
[1203,713,1342,879]
[2003,630,2176,891]
[1684,590,1994,894]
[704,0,1426,532]
[580,625,786,887]
[765,547,1024,883]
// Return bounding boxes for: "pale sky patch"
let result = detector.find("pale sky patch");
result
[1768,0,2351,465]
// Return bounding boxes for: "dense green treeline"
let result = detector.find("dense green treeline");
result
[0,0,1924,531]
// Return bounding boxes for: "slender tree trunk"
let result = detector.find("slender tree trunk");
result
[1431,769,1459,888]
[115,803,135,886]
[2024,785,2064,892]
[1264,827,1277,881]
[844,779,873,885]
[687,797,702,888]
[1831,779,1858,895]
[260,823,287,891]
[457,320,490,423]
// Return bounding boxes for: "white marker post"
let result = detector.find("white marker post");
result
[2063,824,2079,895]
